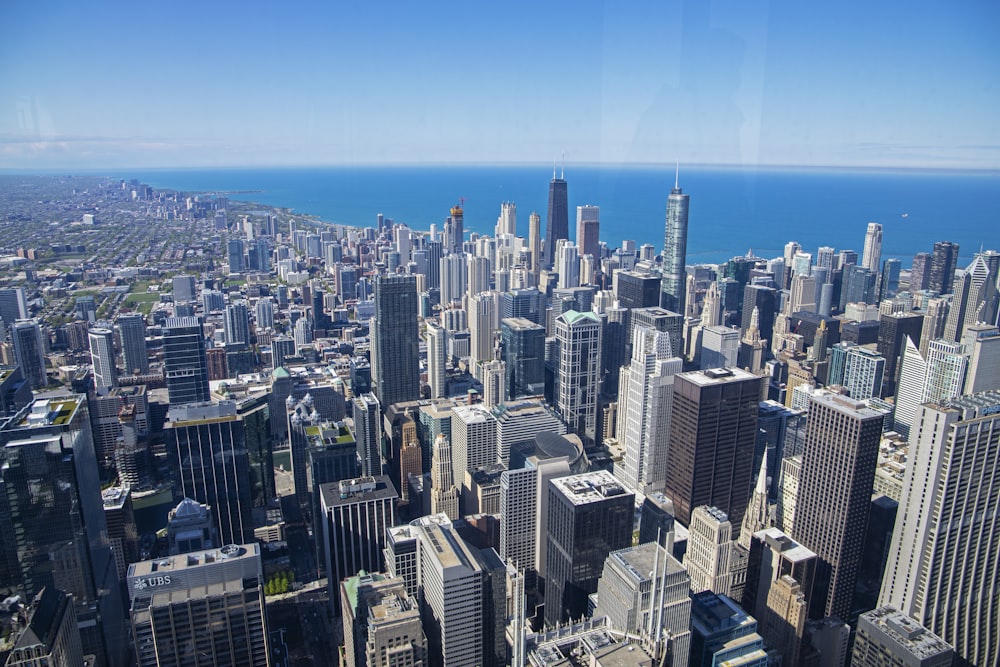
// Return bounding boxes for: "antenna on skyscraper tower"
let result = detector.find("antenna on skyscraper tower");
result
[675,161,679,189]
[561,151,565,179]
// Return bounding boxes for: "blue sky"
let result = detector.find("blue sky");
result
[1,0,998,169]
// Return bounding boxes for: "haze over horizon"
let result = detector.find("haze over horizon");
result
[2,0,998,171]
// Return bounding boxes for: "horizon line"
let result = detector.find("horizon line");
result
[2,160,1000,176]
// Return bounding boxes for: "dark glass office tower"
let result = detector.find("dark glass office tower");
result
[660,177,690,313]
[929,241,960,295]
[501,317,546,399]
[544,471,634,626]
[117,313,149,375]
[162,316,210,405]
[165,401,254,546]
[663,368,762,529]
[793,392,883,621]
[542,172,568,270]
[0,395,129,666]
[371,274,420,408]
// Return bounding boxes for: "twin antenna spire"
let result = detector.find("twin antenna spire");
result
[553,152,566,180]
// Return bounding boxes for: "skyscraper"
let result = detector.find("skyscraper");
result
[11,319,47,389]
[117,313,148,375]
[88,327,118,393]
[224,300,251,345]
[414,518,503,667]
[793,391,883,620]
[928,241,959,295]
[320,476,397,606]
[554,310,602,447]
[371,274,420,408]
[426,319,447,399]
[594,541,692,664]
[660,171,690,313]
[544,471,634,626]
[0,286,28,325]
[128,544,270,667]
[353,393,382,477]
[528,210,541,278]
[162,316,210,405]
[663,368,762,529]
[500,317,546,399]
[430,434,460,520]
[851,606,953,667]
[942,254,998,342]
[542,170,568,270]
[614,324,682,496]
[861,222,883,272]
[0,395,128,666]
[880,391,1000,666]
[341,573,427,667]
[575,204,600,264]
[165,400,254,546]
[910,252,932,292]
[876,311,923,398]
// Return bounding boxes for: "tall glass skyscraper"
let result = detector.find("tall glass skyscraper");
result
[371,274,420,408]
[117,313,149,375]
[162,316,211,405]
[660,175,690,313]
[542,171,568,270]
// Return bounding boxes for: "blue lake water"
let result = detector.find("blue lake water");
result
[126,164,999,266]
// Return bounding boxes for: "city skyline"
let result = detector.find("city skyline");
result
[2,0,999,170]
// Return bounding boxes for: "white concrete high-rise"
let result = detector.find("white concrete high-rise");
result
[880,391,1000,666]
[614,325,682,496]
[892,337,969,438]
[700,326,740,370]
[496,201,517,237]
[554,310,602,447]
[556,242,580,289]
[468,291,499,379]
[684,505,734,596]
[862,222,883,273]
[426,320,447,399]
[962,323,1000,394]
[451,404,497,488]
[88,327,118,394]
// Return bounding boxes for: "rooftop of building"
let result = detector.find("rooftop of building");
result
[809,390,888,419]
[418,520,480,572]
[607,542,685,584]
[13,395,83,429]
[101,486,130,509]
[501,316,545,330]
[320,475,398,507]
[129,543,259,579]
[165,399,239,426]
[860,606,954,658]
[678,367,758,386]
[550,470,632,506]
[558,309,601,325]
[752,527,817,563]
[690,591,755,635]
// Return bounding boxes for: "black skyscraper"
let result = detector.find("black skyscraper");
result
[372,274,420,408]
[542,172,568,270]
[162,316,211,405]
[929,241,960,295]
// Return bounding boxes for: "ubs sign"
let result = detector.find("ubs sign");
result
[132,575,172,591]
